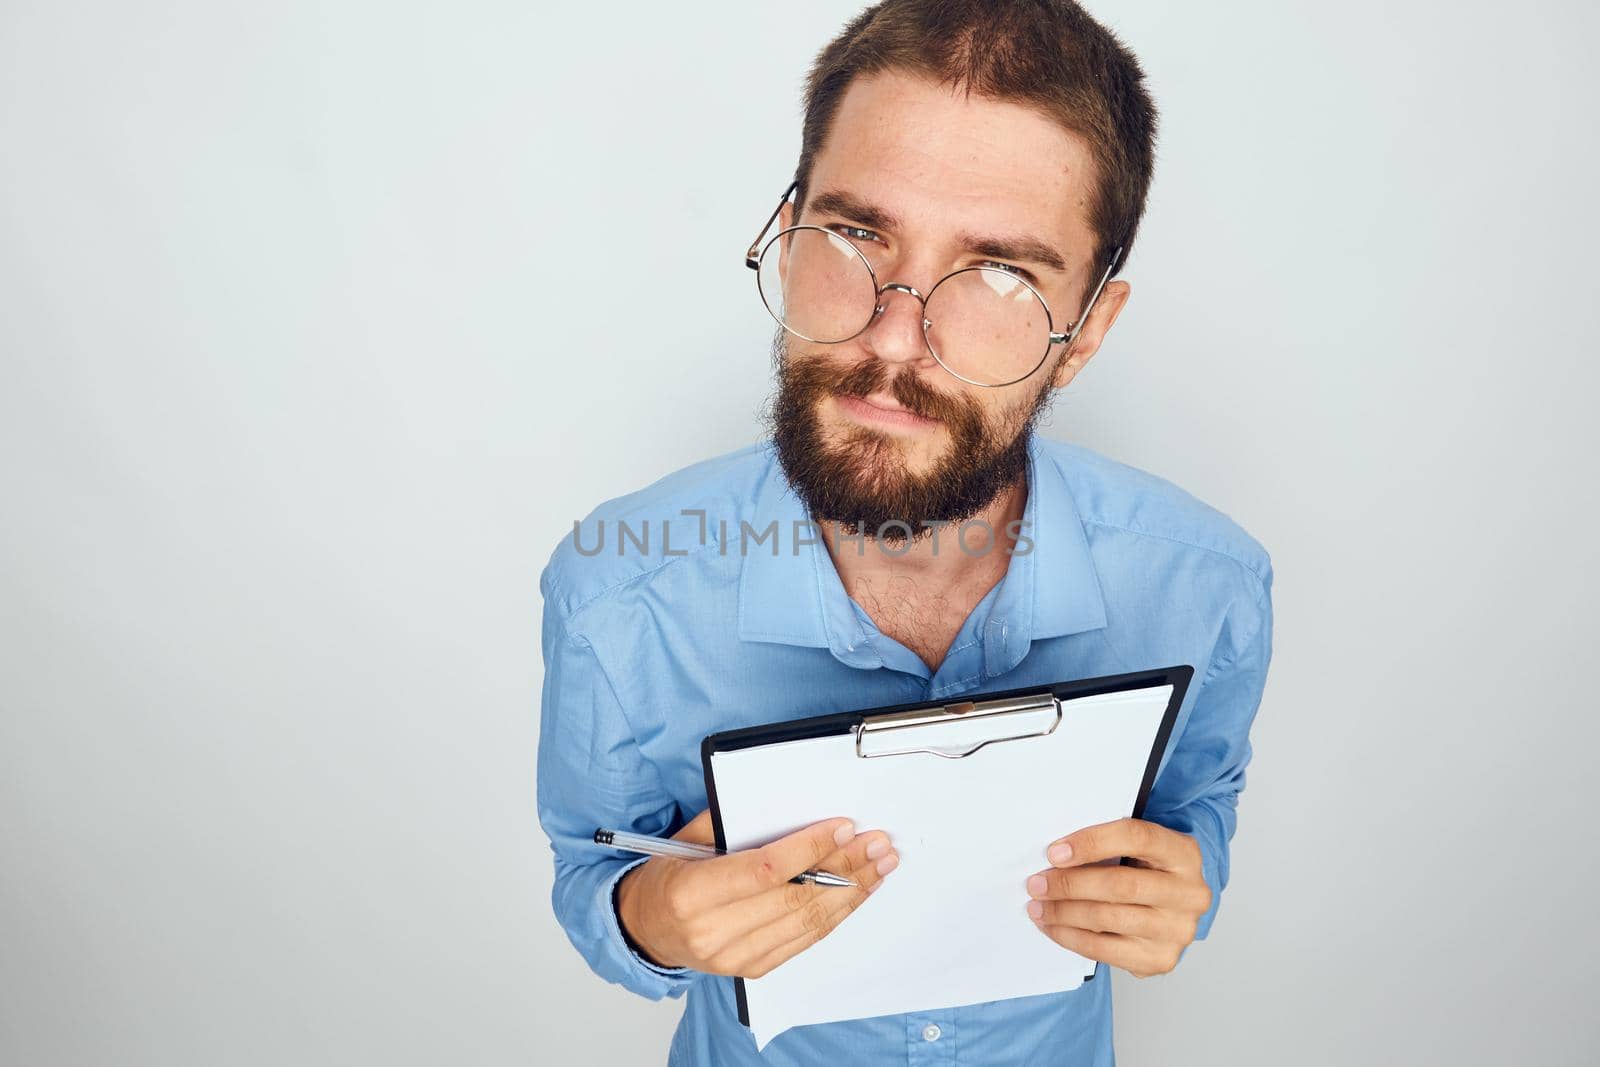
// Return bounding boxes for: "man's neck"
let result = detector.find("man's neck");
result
[817,476,1028,671]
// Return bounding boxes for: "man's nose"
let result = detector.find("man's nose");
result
[861,282,937,369]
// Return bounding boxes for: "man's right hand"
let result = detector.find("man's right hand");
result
[615,808,898,979]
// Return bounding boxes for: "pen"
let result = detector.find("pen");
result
[593,828,858,888]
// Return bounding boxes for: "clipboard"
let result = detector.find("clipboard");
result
[700,664,1193,1043]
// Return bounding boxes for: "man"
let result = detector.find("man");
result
[537,2,1274,1063]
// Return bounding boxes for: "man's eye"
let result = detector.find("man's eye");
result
[982,260,1032,281]
[825,227,1034,284]
[830,224,880,243]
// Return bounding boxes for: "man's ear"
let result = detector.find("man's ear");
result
[774,201,795,284]
[1050,279,1131,390]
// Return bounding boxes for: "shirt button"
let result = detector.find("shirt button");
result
[922,1023,941,1042]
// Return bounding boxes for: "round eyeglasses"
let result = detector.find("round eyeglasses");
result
[745,180,1121,388]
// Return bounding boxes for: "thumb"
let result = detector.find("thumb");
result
[673,808,716,846]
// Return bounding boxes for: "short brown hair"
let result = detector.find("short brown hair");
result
[795,0,1158,289]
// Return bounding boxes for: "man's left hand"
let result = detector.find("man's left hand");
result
[1025,817,1211,978]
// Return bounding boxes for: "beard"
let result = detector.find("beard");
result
[763,326,1056,548]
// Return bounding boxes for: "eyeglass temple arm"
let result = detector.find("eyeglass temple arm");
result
[746,180,800,270]
[1051,244,1124,346]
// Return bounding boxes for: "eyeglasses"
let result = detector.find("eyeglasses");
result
[745,179,1121,388]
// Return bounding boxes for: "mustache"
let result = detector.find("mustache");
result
[821,357,971,425]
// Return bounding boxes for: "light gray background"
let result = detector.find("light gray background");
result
[2,1,1596,1064]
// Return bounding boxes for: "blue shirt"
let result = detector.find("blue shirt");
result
[536,433,1274,1066]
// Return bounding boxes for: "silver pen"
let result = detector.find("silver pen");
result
[593,828,858,888]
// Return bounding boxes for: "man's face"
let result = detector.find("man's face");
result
[767,69,1121,543]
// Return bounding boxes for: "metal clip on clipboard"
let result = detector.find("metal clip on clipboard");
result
[853,691,1062,760]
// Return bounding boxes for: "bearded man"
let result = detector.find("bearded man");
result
[537,3,1274,1063]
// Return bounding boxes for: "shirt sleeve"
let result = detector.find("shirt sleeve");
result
[535,592,698,1000]
[1142,560,1274,941]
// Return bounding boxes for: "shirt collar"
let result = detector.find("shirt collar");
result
[736,434,1107,672]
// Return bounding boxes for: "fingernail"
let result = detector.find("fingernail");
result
[876,853,899,876]
[1048,842,1073,865]
[865,837,889,861]
[1027,874,1048,897]
[1027,899,1044,919]
[834,822,855,847]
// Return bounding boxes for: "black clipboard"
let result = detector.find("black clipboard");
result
[700,664,1194,1028]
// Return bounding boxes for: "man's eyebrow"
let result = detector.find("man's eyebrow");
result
[805,188,1069,273]
[806,189,902,232]
[955,231,1069,274]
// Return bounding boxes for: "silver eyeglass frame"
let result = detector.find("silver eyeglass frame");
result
[745,179,1122,388]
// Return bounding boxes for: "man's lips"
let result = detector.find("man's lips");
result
[835,391,941,430]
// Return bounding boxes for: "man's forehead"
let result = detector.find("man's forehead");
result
[809,70,1096,250]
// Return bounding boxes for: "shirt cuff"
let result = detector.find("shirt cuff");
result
[604,856,698,987]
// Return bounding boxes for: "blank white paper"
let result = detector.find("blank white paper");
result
[708,683,1174,1050]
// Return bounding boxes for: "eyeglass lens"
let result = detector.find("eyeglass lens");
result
[756,227,1054,387]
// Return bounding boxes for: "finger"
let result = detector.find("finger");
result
[1027,898,1175,941]
[704,830,897,950]
[701,817,856,904]
[1033,921,1179,978]
[1026,863,1201,911]
[1045,818,1200,874]
[727,851,896,978]
[751,843,896,948]
[673,808,716,846]
[1030,922,1151,973]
